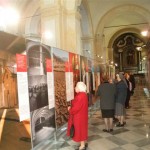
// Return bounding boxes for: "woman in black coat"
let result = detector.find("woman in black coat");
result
[124,73,132,108]
[115,73,127,127]
[96,76,116,132]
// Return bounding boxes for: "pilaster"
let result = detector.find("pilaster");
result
[40,0,82,53]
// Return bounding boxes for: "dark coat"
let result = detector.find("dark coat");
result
[130,74,135,90]
[116,80,127,104]
[125,78,131,99]
[67,92,88,142]
[96,82,116,109]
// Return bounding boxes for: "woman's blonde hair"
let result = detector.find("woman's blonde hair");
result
[76,82,87,92]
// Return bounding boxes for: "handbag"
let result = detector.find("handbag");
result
[70,115,75,138]
[70,124,75,138]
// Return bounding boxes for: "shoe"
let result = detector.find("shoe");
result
[103,129,109,132]
[75,147,86,150]
[109,129,113,132]
[77,143,88,148]
[116,123,124,127]
[85,143,88,147]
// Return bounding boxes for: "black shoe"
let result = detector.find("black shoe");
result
[116,123,124,127]
[103,129,109,132]
[75,147,86,150]
[109,129,113,132]
[77,143,88,148]
[85,143,88,147]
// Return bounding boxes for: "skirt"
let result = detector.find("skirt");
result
[115,103,126,116]
[101,109,114,118]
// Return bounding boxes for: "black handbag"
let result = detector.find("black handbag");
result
[70,124,75,138]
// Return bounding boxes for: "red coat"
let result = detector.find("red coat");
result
[67,92,88,142]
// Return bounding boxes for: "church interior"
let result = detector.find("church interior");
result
[0,0,150,150]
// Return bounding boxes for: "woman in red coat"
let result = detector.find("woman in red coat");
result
[67,82,88,150]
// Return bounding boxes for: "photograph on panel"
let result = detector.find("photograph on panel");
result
[27,41,51,112]
[30,106,55,147]
[53,47,69,128]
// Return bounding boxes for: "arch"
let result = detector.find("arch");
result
[95,4,150,61]
[20,1,41,36]
[80,0,94,37]
[107,27,147,59]
[108,28,143,48]
[96,4,150,36]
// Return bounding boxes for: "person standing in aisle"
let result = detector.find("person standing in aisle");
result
[129,72,135,95]
[124,73,132,108]
[115,73,127,127]
[96,75,116,132]
[67,82,88,150]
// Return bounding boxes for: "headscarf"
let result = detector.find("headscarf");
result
[118,73,124,80]
[118,73,128,87]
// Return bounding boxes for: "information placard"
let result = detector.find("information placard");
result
[16,54,30,121]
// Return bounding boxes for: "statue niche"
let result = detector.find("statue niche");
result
[126,47,135,65]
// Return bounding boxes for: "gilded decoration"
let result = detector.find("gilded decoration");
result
[113,33,145,72]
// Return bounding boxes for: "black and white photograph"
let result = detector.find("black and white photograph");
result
[30,106,55,147]
[26,40,51,112]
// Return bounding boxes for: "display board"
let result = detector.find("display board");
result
[87,58,93,106]
[92,65,96,92]
[96,64,101,87]
[80,56,88,84]
[52,47,69,128]
[16,54,30,121]
[69,53,80,93]
[26,40,55,148]
[65,53,75,102]
[46,58,55,109]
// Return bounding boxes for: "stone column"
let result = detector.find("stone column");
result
[137,51,142,71]
[119,52,123,71]
[118,48,123,71]
[95,34,103,61]
[82,37,94,58]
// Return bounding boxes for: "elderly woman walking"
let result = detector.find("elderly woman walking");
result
[67,82,88,150]
[115,73,127,127]
[96,75,116,132]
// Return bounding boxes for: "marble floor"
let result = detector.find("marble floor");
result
[0,83,150,150]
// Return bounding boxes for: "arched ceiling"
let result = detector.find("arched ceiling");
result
[1,0,150,57]
[86,0,150,33]
[1,0,150,38]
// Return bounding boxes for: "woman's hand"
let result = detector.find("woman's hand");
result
[68,106,71,111]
